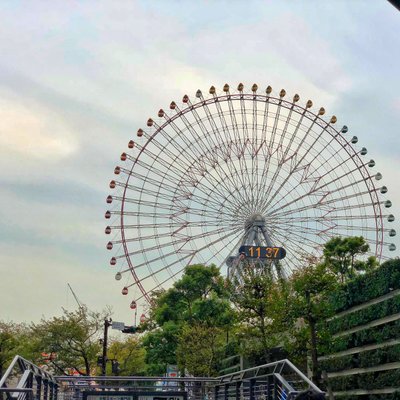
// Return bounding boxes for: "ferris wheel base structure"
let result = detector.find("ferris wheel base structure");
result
[105,83,396,306]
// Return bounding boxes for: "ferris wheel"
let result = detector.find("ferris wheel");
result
[105,83,396,305]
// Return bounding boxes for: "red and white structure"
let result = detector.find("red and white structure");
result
[105,83,396,305]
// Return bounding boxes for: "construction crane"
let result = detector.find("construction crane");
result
[67,283,84,310]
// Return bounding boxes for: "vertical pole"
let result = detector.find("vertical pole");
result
[35,377,42,400]
[49,383,54,400]
[224,384,229,400]
[54,385,58,400]
[27,373,33,400]
[235,382,241,400]
[214,385,219,400]
[43,380,48,400]
[102,319,111,376]
[249,379,255,400]
[266,376,272,400]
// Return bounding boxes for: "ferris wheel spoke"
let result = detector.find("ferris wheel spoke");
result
[262,98,284,183]
[122,226,235,258]
[142,127,250,212]
[122,187,233,217]
[275,227,324,249]
[273,223,338,239]
[260,117,325,210]
[265,164,371,218]
[137,123,244,211]
[237,97,257,206]
[116,221,238,230]
[252,95,272,208]
[261,107,303,204]
[264,142,357,212]
[251,92,261,208]
[204,98,251,202]
[120,208,237,222]
[214,100,252,194]
[251,94,261,208]
[133,226,242,283]
[300,126,358,181]
[272,213,380,223]
[119,171,238,216]
[167,103,246,205]
[226,95,257,195]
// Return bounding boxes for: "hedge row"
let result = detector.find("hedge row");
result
[370,394,400,400]
[336,393,400,400]
[320,343,400,373]
[330,368,400,391]
[321,319,400,355]
[328,295,400,335]
[330,259,400,313]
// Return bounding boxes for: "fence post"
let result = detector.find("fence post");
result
[235,381,241,400]
[224,384,229,400]
[249,379,255,400]
[43,380,48,400]
[35,376,42,400]
[214,385,219,400]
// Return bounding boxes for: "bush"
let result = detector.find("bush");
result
[320,354,353,373]
[330,369,400,391]
[330,259,400,312]
[328,295,400,335]
[321,343,400,373]
[321,319,400,356]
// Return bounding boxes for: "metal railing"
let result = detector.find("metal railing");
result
[1,357,322,400]
[214,359,323,400]
[0,356,58,400]
[55,375,217,400]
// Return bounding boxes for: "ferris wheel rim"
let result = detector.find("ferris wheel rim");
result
[107,85,391,304]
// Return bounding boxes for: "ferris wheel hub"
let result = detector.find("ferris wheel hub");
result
[244,213,266,230]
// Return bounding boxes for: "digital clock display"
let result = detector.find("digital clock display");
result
[238,245,286,260]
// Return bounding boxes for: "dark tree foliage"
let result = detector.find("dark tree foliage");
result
[323,236,376,283]
[142,264,235,376]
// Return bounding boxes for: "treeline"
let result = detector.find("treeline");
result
[1,236,396,385]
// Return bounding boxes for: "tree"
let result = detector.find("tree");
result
[107,336,146,375]
[176,324,224,376]
[142,264,235,376]
[141,321,180,375]
[323,236,374,283]
[0,322,31,379]
[288,261,337,385]
[153,264,229,325]
[31,307,104,375]
[229,264,283,363]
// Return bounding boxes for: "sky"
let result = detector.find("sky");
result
[0,1,399,325]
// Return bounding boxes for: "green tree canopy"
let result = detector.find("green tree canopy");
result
[0,321,33,379]
[107,336,146,376]
[229,264,283,362]
[289,261,338,381]
[142,264,235,376]
[323,236,375,282]
[31,307,104,375]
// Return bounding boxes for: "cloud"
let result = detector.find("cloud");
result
[0,96,79,161]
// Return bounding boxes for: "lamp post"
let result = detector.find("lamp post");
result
[101,318,112,375]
